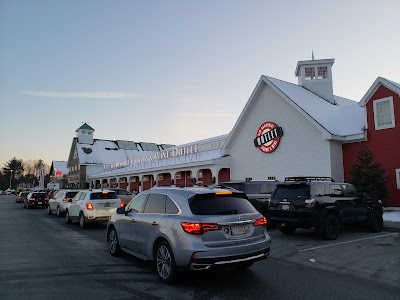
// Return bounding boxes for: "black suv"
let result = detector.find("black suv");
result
[220,180,279,217]
[269,177,383,240]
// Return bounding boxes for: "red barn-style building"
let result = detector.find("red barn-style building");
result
[343,78,400,207]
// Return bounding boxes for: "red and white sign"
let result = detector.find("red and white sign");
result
[254,122,283,154]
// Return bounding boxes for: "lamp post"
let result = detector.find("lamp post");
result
[9,169,13,190]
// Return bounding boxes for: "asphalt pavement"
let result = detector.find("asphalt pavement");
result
[1,195,399,300]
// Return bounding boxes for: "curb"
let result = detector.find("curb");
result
[383,221,400,233]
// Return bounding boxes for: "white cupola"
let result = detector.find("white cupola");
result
[295,58,336,105]
[75,123,94,144]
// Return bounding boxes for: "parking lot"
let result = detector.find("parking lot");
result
[1,195,399,299]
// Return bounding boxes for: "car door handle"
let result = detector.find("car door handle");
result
[152,222,158,226]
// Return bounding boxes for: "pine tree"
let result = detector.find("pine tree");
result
[350,146,388,203]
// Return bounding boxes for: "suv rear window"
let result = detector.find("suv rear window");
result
[90,192,118,200]
[273,184,310,199]
[66,191,79,198]
[32,193,47,199]
[189,193,257,215]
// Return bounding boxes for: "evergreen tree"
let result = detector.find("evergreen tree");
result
[351,146,388,203]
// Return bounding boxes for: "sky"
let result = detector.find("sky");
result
[1,0,399,168]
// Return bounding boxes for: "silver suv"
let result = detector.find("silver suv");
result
[107,186,271,284]
[65,189,124,229]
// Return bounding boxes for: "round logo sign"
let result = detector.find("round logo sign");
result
[254,122,283,154]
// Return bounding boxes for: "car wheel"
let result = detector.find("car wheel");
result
[279,224,296,234]
[155,241,177,284]
[79,214,87,229]
[322,214,339,240]
[47,205,52,215]
[65,210,72,224]
[369,211,383,232]
[57,206,62,217]
[108,227,122,257]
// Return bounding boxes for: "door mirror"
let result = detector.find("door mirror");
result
[116,207,125,214]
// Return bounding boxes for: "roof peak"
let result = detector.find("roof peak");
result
[76,122,95,132]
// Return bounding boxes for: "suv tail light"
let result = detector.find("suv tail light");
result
[29,198,35,201]
[305,199,316,208]
[181,222,220,235]
[64,197,70,201]
[45,197,49,201]
[119,201,125,208]
[86,203,94,210]
[253,217,267,226]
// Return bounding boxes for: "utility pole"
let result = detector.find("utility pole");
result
[9,170,13,189]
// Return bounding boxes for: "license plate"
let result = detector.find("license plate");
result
[231,224,246,235]
[104,203,111,208]
[38,202,42,205]
[282,204,290,211]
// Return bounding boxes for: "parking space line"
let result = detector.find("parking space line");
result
[298,233,399,252]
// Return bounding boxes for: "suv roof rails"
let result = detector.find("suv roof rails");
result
[284,177,335,182]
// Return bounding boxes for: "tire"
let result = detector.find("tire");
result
[279,224,296,234]
[322,214,340,240]
[79,214,87,229]
[65,210,72,224]
[369,211,383,232]
[108,227,122,257]
[155,241,177,284]
[47,205,52,215]
[57,206,62,217]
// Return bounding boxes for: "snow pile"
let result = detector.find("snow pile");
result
[383,211,400,222]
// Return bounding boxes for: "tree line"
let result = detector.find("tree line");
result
[0,157,51,190]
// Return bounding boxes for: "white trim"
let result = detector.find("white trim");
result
[373,96,395,130]
[396,169,400,189]
[360,77,400,106]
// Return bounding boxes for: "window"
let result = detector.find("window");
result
[342,184,358,197]
[158,174,163,181]
[90,192,118,200]
[396,169,400,189]
[143,193,166,214]
[128,194,147,213]
[79,192,86,200]
[317,66,328,79]
[189,194,256,215]
[305,67,315,80]
[330,184,343,197]
[166,197,179,214]
[273,185,310,199]
[373,97,395,130]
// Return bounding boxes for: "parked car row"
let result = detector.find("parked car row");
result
[18,177,384,284]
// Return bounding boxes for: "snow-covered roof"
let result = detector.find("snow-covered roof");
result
[265,76,365,136]
[75,139,171,165]
[89,134,230,179]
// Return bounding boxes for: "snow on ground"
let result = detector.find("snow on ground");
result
[383,211,400,222]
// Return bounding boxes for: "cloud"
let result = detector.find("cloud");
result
[22,90,137,99]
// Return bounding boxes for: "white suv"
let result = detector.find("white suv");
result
[65,189,124,229]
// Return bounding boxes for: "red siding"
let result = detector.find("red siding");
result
[218,168,230,184]
[157,173,172,186]
[343,85,400,207]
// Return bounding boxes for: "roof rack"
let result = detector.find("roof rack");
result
[284,177,335,182]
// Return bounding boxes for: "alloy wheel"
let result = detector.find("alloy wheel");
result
[156,246,172,280]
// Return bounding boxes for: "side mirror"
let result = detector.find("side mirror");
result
[116,207,125,214]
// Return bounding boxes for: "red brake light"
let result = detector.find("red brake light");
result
[181,222,220,235]
[253,217,267,226]
[45,198,49,201]
[101,191,108,194]
[29,198,35,201]
[119,201,125,208]
[64,197,70,201]
[86,203,94,210]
